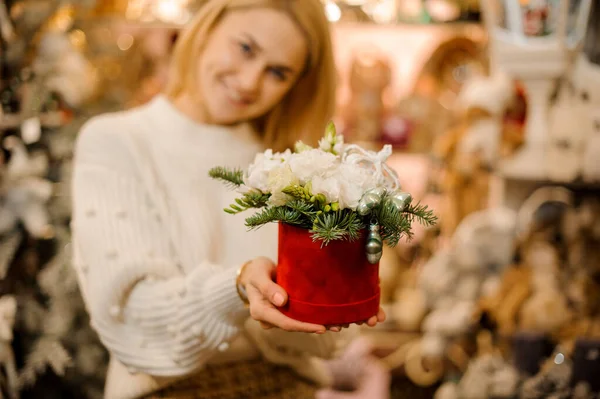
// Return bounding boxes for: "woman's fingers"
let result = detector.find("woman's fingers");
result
[246,257,288,307]
[246,281,325,333]
[243,257,386,333]
[256,303,326,333]
[377,307,386,323]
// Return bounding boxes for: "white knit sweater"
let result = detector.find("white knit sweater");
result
[71,95,342,399]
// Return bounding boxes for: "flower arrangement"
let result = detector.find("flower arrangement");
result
[209,122,436,264]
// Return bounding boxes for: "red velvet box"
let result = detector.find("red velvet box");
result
[275,222,380,325]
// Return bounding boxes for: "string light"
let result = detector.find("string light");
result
[325,1,342,22]
[362,0,397,24]
[117,33,134,51]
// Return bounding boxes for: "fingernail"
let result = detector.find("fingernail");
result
[330,327,340,332]
[273,293,284,306]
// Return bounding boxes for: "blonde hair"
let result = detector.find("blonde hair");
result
[165,0,336,151]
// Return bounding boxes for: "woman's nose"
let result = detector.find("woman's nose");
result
[237,64,263,96]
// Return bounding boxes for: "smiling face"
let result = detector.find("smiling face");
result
[195,7,308,125]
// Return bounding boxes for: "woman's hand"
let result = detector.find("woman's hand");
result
[240,256,326,333]
[239,256,386,333]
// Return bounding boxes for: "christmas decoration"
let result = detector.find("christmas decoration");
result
[210,122,436,324]
[210,122,436,248]
[0,1,149,397]
[432,72,515,236]
[480,0,592,180]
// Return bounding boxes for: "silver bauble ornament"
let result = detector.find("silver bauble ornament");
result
[391,191,412,212]
[357,192,381,215]
[357,202,371,216]
[365,223,382,264]
[366,187,386,198]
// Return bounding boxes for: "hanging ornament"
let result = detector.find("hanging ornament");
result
[357,192,381,215]
[391,191,412,212]
[365,223,383,264]
[366,186,387,198]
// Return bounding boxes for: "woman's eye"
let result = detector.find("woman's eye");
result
[269,67,286,81]
[239,42,253,56]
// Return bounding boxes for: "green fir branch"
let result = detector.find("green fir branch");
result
[211,161,437,244]
[208,167,244,187]
[311,210,364,246]
[283,200,316,229]
[245,206,306,230]
[372,196,437,247]
[403,202,438,228]
[373,197,408,247]
[224,191,271,214]
[286,199,317,216]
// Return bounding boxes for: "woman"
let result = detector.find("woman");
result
[71,1,384,398]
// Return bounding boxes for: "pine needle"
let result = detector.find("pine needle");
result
[311,210,363,246]
[245,206,306,229]
[208,166,244,187]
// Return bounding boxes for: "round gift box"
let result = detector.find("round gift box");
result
[275,222,380,325]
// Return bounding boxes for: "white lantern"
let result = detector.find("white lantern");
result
[479,0,592,179]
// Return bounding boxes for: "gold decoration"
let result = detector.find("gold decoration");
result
[90,0,207,27]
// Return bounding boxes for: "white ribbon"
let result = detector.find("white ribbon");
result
[341,144,400,191]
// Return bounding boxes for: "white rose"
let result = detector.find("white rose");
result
[244,150,286,192]
[276,149,293,163]
[337,164,377,209]
[309,163,376,210]
[266,165,298,206]
[311,174,341,204]
[288,149,337,184]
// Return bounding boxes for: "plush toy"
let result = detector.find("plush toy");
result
[518,241,573,333]
[434,330,520,399]
[433,73,514,236]
[417,208,516,359]
[481,187,576,336]
[387,228,440,331]
[478,265,531,336]
[342,49,392,145]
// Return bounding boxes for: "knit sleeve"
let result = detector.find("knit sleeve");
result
[71,117,248,377]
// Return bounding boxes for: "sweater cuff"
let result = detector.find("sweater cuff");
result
[196,264,249,326]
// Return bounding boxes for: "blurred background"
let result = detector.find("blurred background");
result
[0,0,599,398]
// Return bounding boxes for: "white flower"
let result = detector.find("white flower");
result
[337,164,377,209]
[333,138,345,155]
[311,174,341,205]
[310,163,376,210]
[277,149,293,162]
[294,140,312,153]
[287,149,337,185]
[243,138,388,209]
[244,149,289,192]
[318,130,345,155]
[266,165,298,206]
